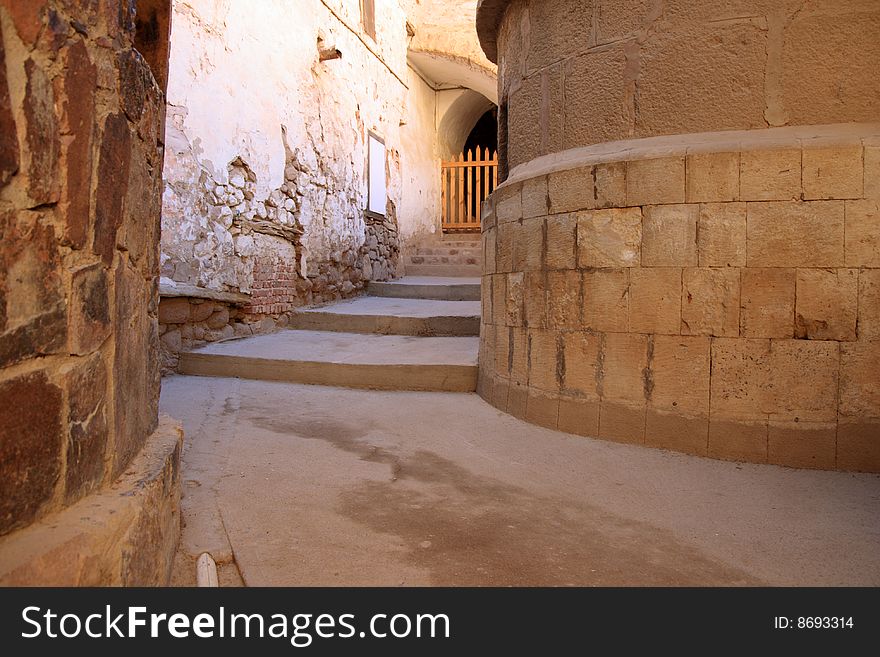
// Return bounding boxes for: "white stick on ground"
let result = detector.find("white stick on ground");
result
[196,552,219,587]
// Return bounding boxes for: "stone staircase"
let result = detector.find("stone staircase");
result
[178,276,481,392]
[404,236,482,277]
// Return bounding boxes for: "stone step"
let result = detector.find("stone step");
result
[178,330,478,392]
[368,276,481,301]
[438,238,481,246]
[405,264,483,277]
[414,247,481,257]
[287,296,481,337]
[407,254,481,266]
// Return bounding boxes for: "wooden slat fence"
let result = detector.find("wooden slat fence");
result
[441,148,498,232]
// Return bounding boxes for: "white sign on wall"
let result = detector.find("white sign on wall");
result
[368,132,386,216]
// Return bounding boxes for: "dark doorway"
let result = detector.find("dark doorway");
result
[464,108,498,158]
[463,109,498,222]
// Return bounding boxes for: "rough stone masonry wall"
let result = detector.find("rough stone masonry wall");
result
[157,0,435,363]
[0,0,181,584]
[476,0,880,472]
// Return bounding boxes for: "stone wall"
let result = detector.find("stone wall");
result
[0,0,181,583]
[476,0,880,472]
[160,1,436,309]
[480,0,880,171]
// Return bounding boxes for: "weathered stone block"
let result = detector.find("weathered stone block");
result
[698,202,746,267]
[564,47,631,148]
[687,152,739,203]
[746,201,844,267]
[596,0,653,43]
[507,382,528,419]
[0,215,67,368]
[594,160,627,208]
[583,268,629,332]
[599,401,646,444]
[558,396,600,437]
[628,267,681,335]
[68,264,111,355]
[113,264,159,478]
[549,167,593,213]
[768,421,836,470]
[740,268,795,338]
[523,271,547,328]
[495,184,522,224]
[482,278,492,323]
[626,157,686,206]
[58,40,97,249]
[65,355,108,503]
[508,75,542,169]
[708,418,768,464]
[866,146,880,200]
[206,307,230,330]
[496,222,514,272]
[492,376,510,412]
[650,335,710,414]
[484,229,497,273]
[188,300,215,323]
[562,332,600,398]
[602,332,648,402]
[489,275,504,326]
[645,411,709,457]
[547,271,580,329]
[23,59,60,207]
[840,342,880,418]
[521,176,548,218]
[0,371,63,536]
[769,340,839,423]
[740,149,801,201]
[710,338,772,420]
[93,112,132,266]
[802,146,863,200]
[511,327,529,385]
[158,297,190,324]
[844,200,880,267]
[681,267,740,337]
[859,269,880,341]
[480,324,495,374]
[637,22,766,137]
[525,390,560,429]
[782,11,880,126]
[795,268,858,341]
[0,33,19,188]
[548,161,626,213]
[528,328,560,392]
[577,208,642,268]
[528,0,593,72]
[546,214,577,270]
[837,422,880,473]
[494,326,511,378]
[641,204,698,267]
[512,217,544,271]
[505,272,524,326]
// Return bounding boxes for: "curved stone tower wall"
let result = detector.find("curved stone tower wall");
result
[476,0,880,472]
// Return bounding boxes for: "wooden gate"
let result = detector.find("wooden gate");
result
[441,148,498,233]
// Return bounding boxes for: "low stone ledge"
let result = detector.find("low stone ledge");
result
[0,417,183,586]
[159,277,251,305]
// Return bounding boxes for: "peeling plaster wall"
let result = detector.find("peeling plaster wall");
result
[161,0,442,299]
